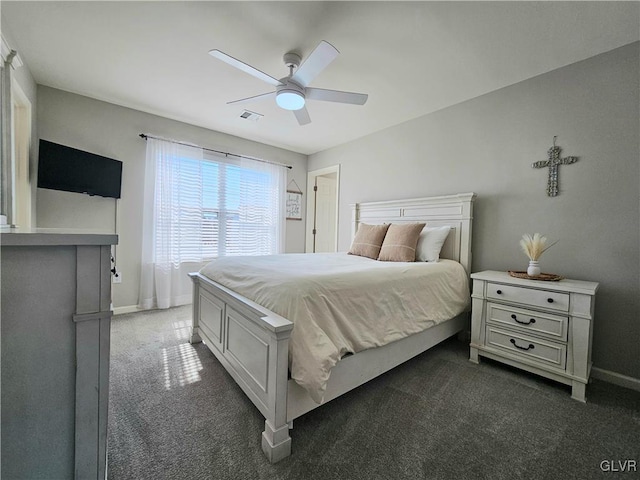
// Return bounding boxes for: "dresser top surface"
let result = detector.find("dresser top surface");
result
[1,228,118,247]
[471,270,599,295]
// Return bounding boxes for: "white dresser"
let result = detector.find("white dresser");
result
[469,270,598,402]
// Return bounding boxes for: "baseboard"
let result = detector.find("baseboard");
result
[112,303,193,316]
[591,367,640,392]
[112,305,143,316]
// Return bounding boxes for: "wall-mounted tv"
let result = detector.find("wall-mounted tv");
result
[37,139,123,199]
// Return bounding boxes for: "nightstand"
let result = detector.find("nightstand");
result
[469,270,599,402]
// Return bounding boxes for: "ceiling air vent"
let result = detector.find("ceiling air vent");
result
[240,110,263,122]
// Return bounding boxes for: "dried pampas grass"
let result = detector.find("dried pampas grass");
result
[520,233,557,261]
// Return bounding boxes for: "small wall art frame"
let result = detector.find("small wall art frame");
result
[286,190,302,220]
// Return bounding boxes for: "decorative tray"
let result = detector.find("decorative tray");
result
[508,271,564,282]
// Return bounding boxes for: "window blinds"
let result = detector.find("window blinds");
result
[155,143,285,265]
[139,137,286,309]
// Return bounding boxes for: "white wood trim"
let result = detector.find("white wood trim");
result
[11,79,32,228]
[591,367,640,392]
[191,192,476,462]
[0,35,10,62]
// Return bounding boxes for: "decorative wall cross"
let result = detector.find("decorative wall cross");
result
[532,136,578,197]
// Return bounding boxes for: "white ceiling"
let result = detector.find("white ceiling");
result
[3,1,639,155]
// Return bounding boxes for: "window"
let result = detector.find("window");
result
[139,137,286,309]
[160,153,283,264]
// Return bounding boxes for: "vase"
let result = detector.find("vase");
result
[527,260,541,276]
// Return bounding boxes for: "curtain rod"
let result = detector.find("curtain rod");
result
[139,133,293,170]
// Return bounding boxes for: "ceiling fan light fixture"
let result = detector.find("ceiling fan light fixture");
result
[210,40,366,125]
[276,90,305,111]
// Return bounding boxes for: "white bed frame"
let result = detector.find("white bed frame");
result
[189,192,476,463]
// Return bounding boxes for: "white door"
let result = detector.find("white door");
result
[306,165,339,253]
[313,174,337,252]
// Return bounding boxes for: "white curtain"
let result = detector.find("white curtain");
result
[235,156,287,256]
[139,137,286,310]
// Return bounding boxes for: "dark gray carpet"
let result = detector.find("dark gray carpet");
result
[108,306,640,480]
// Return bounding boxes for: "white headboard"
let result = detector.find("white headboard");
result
[350,193,476,274]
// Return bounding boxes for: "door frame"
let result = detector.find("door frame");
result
[11,79,32,228]
[305,165,340,253]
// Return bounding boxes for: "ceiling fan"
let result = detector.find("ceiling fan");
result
[209,40,368,126]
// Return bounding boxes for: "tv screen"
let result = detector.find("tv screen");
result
[37,140,123,199]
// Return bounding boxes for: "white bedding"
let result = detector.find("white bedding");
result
[199,253,469,403]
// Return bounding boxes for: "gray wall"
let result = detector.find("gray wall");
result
[309,43,640,379]
[37,87,308,309]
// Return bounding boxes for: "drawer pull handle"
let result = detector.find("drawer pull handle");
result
[511,314,536,325]
[510,338,535,351]
[547,298,554,303]
[496,289,502,294]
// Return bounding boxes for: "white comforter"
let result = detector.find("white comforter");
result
[199,253,469,403]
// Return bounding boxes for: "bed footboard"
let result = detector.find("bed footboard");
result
[189,272,294,463]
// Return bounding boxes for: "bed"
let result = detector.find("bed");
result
[189,192,476,462]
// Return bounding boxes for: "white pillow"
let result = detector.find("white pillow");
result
[416,226,451,262]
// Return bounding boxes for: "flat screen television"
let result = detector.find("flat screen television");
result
[37,139,123,199]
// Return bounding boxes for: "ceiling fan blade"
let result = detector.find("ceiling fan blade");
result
[293,106,311,126]
[227,91,276,105]
[306,87,368,105]
[209,49,283,87]
[291,40,339,88]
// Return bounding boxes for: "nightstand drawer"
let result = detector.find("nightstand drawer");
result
[487,303,568,341]
[487,283,569,312]
[486,326,567,370]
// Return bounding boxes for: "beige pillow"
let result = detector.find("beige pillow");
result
[348,223,390,259]
[378,223,426,262]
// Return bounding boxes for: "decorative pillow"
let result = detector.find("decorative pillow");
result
[416,226,451,262]
[348,223,390,259]
[378,223,426,262]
